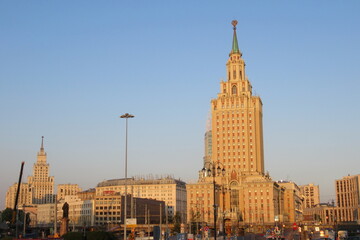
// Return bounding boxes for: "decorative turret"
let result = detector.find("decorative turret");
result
[220,20,252,97]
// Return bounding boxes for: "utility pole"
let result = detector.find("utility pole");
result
[131,187,134,218]
[54,200,58,236]
[23,205,26,237]
[145,205,148,240]
[165,204,168,240]
[120,113,135,240]
[148,209,151,240]
[160,203,162,240]
[73,205,75,231]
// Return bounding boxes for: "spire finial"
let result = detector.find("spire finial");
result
[232,20,238,30]
[230,20,240,55]
[41,136,44,151]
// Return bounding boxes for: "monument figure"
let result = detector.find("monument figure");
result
[60,202,70,236]
[62,202,69,218]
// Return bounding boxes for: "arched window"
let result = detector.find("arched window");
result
[232,85,237,95]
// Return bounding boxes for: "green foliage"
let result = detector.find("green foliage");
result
[62,232,83,240]
[87,231,116,240]
[0,208,27,225]
[0,208,13,222]
[172,211,181,234]
[0,237,13,240]
[62,231,116,240]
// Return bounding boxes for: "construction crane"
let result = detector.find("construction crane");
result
[11,161,25,225]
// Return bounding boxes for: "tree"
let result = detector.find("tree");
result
[1,208,13,222]
[0,208,26,226]
[172,211,182,234]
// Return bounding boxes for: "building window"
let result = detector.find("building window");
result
[231,85,237,95]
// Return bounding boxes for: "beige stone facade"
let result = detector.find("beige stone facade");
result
[37,203,55,227]
[28,137,55,204]
[187,21,285,231]
[300,183,320,209]
[5,182,32,209]
[77,188,96,201]
[36,195,95,228]
[96,176,186,220]
[278,181,303,224]
[187,181,216,225]
[58,195,94,228]
[93,192,165,228]
[93,192,122,227]
[57,184,82,201]
[335,174,360,222]
[302,203,338,225]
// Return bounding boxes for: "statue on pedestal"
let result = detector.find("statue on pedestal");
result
[60,202,70,236]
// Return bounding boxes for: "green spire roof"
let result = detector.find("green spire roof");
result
[231,20,240,54]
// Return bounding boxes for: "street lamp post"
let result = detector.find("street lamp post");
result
[202,162,225,240]
[120,113,134,240]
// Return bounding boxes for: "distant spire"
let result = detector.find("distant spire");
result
[231,20,240,55]
[40,136,44,151]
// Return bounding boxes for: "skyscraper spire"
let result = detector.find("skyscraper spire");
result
[37,136,46,158]
[230,20,241,55]
[40,136,44,151]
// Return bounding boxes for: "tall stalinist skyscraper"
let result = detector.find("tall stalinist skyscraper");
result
[211,20,264,176]
[187,21,284,231]
[28,136,55,204]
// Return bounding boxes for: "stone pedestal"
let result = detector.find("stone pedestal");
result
[60,217,69,236]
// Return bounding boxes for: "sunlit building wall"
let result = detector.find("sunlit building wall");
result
[57,184,82,201]
[96,176,186,220]
[335,174,360,222]
[5,182,32,209]
[300,183,320,209]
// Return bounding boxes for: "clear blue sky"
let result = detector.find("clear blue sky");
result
[1,1,359,208]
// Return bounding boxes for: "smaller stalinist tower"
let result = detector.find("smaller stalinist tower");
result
[28,136,55,204]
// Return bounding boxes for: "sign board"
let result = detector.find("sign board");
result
[103,190,116,195]
[126,218,137,225]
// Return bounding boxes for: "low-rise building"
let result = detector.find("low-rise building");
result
[335,174,360,222]
[94,191,165,228]
[57,195,94,228]
[37,203,55,227]
[278,181,304,224]
[96,176,186,220]
[300,183,320,209]
[57,184,82,201]
[302,203,337,225]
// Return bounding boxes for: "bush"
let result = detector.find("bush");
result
[62,231,116,240]
[0,237,13,240]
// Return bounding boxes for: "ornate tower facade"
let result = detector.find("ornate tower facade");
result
[28,137,55,204]
[211,20,264,176]
[187,21,285,231]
